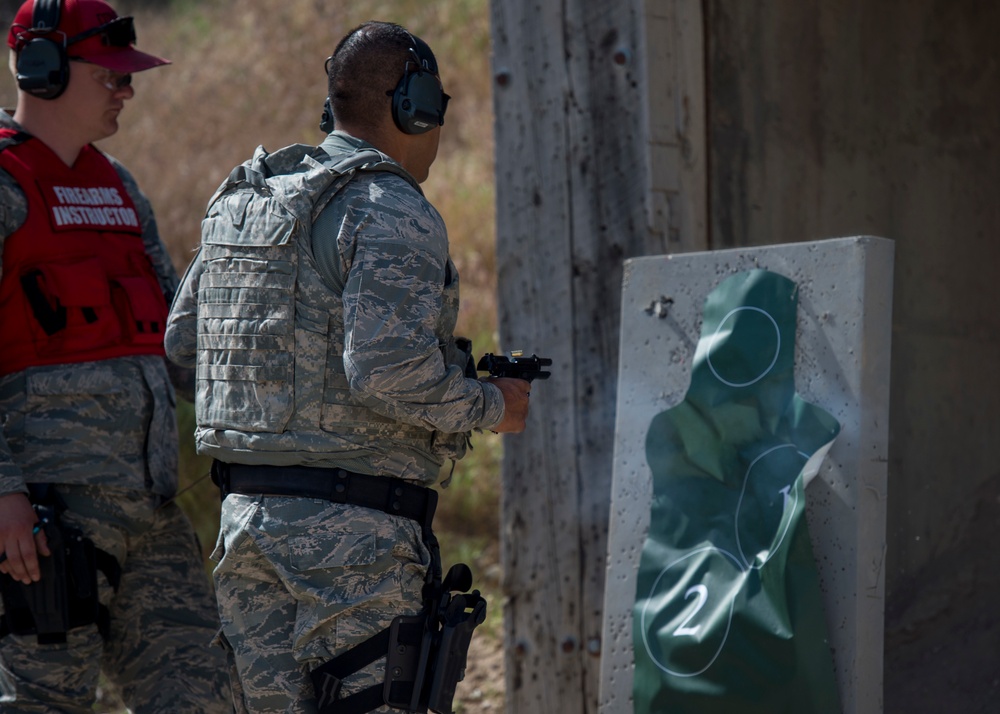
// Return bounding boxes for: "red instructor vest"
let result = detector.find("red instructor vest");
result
[0,130,167,376]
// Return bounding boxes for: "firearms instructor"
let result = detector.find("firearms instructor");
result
[164,20,530,713]
[0,1,231,711]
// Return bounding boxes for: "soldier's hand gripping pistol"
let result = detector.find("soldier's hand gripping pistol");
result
[476,351,552,383]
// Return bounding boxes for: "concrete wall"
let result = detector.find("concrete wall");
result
[704,1,1000,709]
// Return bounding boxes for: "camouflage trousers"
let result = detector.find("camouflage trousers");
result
[0,485,232,713]
[212,494,430,714]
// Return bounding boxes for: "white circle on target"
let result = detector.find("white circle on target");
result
[706,306,781,387]
[640,546,745,677]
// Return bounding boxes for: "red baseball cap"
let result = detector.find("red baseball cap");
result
[7,0,170,73]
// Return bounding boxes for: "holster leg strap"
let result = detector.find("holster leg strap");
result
[311,627,393,714]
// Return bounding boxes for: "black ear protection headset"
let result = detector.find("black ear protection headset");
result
[319,96,335,134]
[390,33,449,135]
[14,0,68,100]
[320,29,450,136]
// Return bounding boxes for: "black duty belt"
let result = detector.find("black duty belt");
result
[211,461,437,532]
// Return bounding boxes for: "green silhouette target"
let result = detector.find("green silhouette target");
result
[633,270,842,713]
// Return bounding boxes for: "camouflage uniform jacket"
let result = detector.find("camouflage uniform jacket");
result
[0,112,184,498]
[165,132,504,485]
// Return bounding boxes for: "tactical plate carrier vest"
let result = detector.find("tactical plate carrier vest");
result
[194,143,470,482]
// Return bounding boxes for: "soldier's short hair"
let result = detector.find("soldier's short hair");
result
[326,21,414,132]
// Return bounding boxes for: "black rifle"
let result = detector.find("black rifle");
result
[476,352,552,383]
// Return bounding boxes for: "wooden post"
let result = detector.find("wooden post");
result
[489,1,706,711]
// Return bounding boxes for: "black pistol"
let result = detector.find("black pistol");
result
[476,351,552,383]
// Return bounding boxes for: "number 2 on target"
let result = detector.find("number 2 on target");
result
[672,584,708,637]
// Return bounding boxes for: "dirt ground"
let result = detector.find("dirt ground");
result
[453,628,507,713]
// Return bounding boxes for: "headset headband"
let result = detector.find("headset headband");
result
[406,33,439,75]
[31,0,62,33]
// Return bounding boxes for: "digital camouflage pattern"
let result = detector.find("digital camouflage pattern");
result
[0,485,231,713]
[0,112,230,711]
[0,357,179,498]
[213,494,429,713]
[165,132,499,708]
[165,132,504,484]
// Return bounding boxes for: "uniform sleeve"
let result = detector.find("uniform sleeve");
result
[109,157,180,300]
[0,437,28,496]
[0,169,28,495]
[110,157,196,398]
[340,178,503,433]
[165,248,203,370]
[0,167,28,289]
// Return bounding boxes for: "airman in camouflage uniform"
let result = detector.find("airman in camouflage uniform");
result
[165,21,530,714]
[0,1,230,711]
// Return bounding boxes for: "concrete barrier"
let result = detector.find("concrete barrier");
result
[599,236,894,713]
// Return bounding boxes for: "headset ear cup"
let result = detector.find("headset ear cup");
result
[391,73,417,134]
[391,70,443,135]
[319,97,335,133]
[16,37,69,100]
[16,0,68,100]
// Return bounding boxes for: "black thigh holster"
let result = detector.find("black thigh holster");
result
[311,563,487,714]
[215,461,487,714]
[0,503,121,644]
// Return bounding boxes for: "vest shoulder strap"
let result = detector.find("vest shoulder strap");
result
[313,147,420,220]
[205,143,395,215]
[205,142,418,233]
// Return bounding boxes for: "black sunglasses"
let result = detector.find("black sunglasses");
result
[68,16,136,49]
